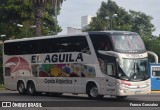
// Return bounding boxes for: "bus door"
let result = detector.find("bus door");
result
[105,64,116,95]
[3,67,12,89]
[150,63,160,90]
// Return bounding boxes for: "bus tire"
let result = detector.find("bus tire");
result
[87,83,103,99]
[27,82,36,95]
[17,81,26,95]
[51,93,63,97]
[116,96,128,99]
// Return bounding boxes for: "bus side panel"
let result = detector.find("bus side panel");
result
[74,77,82,93]
[60,77,74,93]
[82,78,101,94]
[60,77,82,93]
[48,77,62,93]
[3,75,12,90]
[100,77,106,94]
[105,76,116,95]
[11,71,19,91]
[36,77,49,92]
[3,65,12,90]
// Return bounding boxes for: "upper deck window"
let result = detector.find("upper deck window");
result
[4,36,90,55]
[111,34,146,52]
[89,34,113,51]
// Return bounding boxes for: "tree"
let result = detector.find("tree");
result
[0,0,66,84]
[32,0,65,37]
[0,0,35,39]
[145,39,160,62]
[0,0,65,39]
[84,0,132,31]
[85,0,155,38]
[84,0,160,62]
[129,10,155,38]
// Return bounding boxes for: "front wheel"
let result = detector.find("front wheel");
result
[87,84,103,99]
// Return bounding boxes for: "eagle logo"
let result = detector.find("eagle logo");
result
[5,57,31,75]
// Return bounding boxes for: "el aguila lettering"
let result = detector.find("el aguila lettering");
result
[31,53,83,63]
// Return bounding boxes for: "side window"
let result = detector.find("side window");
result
[52,36,91,54]
[107,64,115,76]
[152,67,160,77]
[4,36,91,55]
[90,34,113,51]
[5,67,11,76]
[98,58,116,76]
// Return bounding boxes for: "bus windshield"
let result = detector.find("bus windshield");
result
[118,58,149,81]
[111,34,146,52]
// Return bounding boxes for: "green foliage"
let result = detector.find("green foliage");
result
[0,0,34,39]
[0,68,3,84]
[0,0,62,39]
[0,45,3,84]
[84,0,160,63]
[85,0,155,38]
[147,39,160,53]
[0,0,64,84]
[144,38,160,62]
[129,10,155,38]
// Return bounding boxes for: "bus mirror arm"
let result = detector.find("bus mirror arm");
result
[98,50,123,65]
[147,51,158,64]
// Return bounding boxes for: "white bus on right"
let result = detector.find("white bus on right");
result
[88,31,158,99]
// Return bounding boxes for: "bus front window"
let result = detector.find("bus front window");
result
[118,58,149,81]
[112,34,146,52]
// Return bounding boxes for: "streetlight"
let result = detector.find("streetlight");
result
[17,24,36,28]
[31,25,36,28]
[55,0,58,35]
[0,34,6,44]
[0,34,6,38]
[105,14,118,30]
[17,24,23,27]
[16,24,36,37]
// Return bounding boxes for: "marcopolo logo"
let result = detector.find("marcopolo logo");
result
[2,102,11,107]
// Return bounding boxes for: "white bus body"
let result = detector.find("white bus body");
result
[3,31,157,99]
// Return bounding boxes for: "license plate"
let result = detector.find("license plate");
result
[135,90,141,94]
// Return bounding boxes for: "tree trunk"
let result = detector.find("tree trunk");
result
[34,3,45,37]
[32,0,65,37]
[35,17,42,37]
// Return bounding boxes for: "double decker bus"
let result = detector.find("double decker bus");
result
[3,31,158,99]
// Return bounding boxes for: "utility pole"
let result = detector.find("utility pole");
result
[55,0,57,35]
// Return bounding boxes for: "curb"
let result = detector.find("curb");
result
[151,91,160,94]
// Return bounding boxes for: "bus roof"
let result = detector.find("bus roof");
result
[88,31,138,35]
[4,31,138,43]
[4,32,88,43]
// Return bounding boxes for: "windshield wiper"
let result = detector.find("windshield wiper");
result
[128,63,147,81]
[128,72,137,81]
[128,62,137,80]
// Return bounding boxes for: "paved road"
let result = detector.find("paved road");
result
[0,90,160,110]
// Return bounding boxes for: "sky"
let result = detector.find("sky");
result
[58,0,160,36]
